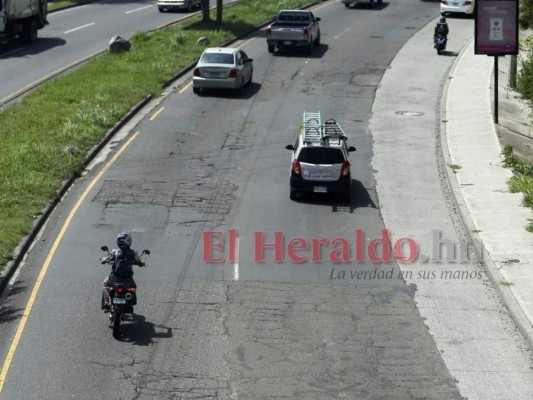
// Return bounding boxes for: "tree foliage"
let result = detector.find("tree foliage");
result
[520,0,533,29]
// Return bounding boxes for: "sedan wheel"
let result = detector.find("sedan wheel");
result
[248,69,253,85]
[236,78,244,95]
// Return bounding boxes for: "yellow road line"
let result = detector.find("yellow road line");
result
[179,82,192,94]
[0,132,139,393]
[150,107,165,120]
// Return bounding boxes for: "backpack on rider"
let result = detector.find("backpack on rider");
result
[112,248,135,278]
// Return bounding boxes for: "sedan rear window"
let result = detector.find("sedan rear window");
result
[297,148,345,164]
[200,53,235,64]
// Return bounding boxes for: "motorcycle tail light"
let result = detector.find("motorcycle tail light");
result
[116,287,125,295]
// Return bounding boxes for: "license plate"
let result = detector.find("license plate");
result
[113,298,126,304]
[314,186,327,193]
[284,41,292,45]
[210,72,220,78]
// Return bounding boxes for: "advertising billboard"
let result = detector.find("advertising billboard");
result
[475,0,518,55]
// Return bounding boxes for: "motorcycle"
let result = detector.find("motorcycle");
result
[434,33,446,55]
[100,245,150,339]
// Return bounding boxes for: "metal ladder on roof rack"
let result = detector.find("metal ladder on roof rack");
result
[323,118,347,142]
[302,111,322,144]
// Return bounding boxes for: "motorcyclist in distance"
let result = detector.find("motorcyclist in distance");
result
[434,16,449,48]
[100,232,145,312]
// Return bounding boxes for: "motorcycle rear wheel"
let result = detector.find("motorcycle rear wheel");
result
[112,308,121,338]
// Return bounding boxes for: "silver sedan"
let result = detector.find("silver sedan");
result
[192,47,253,95]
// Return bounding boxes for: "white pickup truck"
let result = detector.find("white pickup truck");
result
[266,10,321,54]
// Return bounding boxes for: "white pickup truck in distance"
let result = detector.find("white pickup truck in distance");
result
[266,10,321,54]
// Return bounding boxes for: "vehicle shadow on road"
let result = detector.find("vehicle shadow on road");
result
[117,314,173,345]
[0,38,67,59]
[344,2,390,11]
[195,82,261,99]
[438,50,459,57]
[273,44,329,59]
[294,179,378,213]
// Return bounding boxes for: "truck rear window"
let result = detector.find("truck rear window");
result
[297,148,344,164]
[278,14,311,22]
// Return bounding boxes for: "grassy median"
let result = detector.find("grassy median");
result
[0,0,325,270]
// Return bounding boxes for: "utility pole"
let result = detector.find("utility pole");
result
[509,54,518,89]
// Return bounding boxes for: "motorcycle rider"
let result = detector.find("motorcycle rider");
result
[100,232,145,312]
[434,16,449,49]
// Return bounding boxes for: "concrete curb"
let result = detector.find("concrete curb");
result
[439,39,533,350]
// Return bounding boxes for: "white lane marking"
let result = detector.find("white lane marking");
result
[64,22,96,34]
[334,28,351,39]
[126,5,152,14]
[49,4,90,16]
[233,238,240,281]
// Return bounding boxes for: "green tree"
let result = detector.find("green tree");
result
[520,0,533,29]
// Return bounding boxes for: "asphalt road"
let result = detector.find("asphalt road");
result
[0,0,469,399]
[0,0,237,104]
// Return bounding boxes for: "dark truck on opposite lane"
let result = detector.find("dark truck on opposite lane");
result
[266,9,321,54]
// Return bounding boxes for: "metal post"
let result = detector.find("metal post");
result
[509,55,518,89]
[494,56,498,124]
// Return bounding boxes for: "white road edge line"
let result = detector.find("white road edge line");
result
[334,28,350,40]
[126,5,152,14]
[233,238,240,281]
[64,22,96,34]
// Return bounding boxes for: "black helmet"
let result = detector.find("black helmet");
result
[116,232,132,248]
[440,17,446,23]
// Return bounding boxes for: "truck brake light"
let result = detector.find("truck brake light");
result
[267,27,272,38]
[303,28,309,40]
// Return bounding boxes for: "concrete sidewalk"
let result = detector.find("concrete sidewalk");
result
[444,40,533,346]
[371,17,533,398]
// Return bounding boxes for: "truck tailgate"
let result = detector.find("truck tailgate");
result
[271,27,305,41]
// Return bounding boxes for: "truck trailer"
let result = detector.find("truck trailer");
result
[0,0,48,44]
